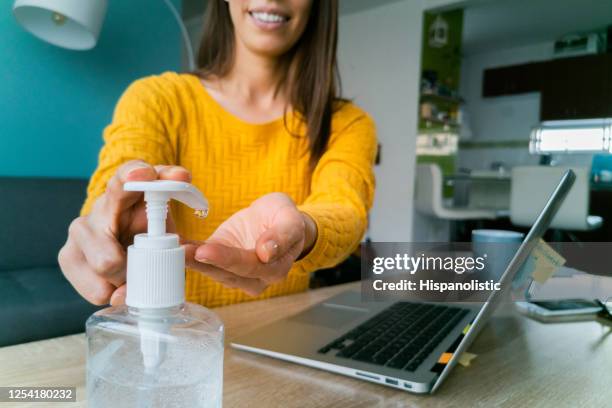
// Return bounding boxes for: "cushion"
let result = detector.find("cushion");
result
[0,177,88,271]
[0,266,100,346]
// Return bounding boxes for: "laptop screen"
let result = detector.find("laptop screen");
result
[431,169,576,393]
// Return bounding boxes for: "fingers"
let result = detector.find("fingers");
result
[193,241,290,289]
[256,205,305,264]
[58,240,115,305]
[189,262,267,296]
[154,165,191,182]
[101,160,157,217]
[69,217,126,287]
[110,285,126,306]
[183,238,201,262]
[187,193,306,295]
[194,242,260,278]
[188,242,269,295]
[62,160,192,305]
[100,161,192,218]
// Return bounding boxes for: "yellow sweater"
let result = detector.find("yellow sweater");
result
[82,72,377,308]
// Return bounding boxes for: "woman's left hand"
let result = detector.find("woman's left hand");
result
[185,193,317,296]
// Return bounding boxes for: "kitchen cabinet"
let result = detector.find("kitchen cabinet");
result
[540,54,612,120]
[482,62,541,96]
[482,53,612,121]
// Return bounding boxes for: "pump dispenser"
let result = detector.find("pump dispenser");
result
[86,181,224,408]
[124,181,208,310]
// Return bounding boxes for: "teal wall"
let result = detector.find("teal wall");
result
[0,0,182,178]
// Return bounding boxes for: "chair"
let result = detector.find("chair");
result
[510,166,602,230]
[415,164,497,220]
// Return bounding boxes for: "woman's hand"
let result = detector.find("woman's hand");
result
[58,160,191,306]
[186,193,317,296]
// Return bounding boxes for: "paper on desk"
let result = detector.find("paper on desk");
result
[458,352,477,367]
[529,268,612,300]
[518,239,566,284]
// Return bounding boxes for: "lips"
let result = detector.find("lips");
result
[248,8,290,29]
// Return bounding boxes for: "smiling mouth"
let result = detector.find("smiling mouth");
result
[249,10,290,24]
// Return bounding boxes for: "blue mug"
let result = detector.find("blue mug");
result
[472,229,524,283]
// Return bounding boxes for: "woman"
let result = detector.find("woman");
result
[58,0,376,308]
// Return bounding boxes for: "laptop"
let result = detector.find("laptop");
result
[231,170,576,394]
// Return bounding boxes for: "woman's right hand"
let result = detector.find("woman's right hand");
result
[58,160,191,306]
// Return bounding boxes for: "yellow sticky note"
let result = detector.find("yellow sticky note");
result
[438,352,453,364]
[458,352,477,367]
[531,239,566,284]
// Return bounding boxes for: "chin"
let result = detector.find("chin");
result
[244,36,294,58]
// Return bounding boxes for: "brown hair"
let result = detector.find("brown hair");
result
[196,0,343,166]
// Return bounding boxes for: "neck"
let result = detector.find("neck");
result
[129,304,184,317]
[221,41,289,107]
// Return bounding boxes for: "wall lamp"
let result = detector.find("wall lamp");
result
[12,0,195,70]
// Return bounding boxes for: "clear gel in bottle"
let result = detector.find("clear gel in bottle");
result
[86,181,224,408]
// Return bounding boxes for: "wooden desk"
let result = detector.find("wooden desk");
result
[1,282,611,407]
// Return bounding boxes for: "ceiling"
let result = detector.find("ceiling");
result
[462,0,612,55]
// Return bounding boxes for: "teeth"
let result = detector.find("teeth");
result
[251,11,287,23]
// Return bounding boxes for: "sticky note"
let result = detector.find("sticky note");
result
[516,239,566,287]
[458,352,477,367]
[530,239,566,284]
[438,352,452,364]
[462,324,471,335]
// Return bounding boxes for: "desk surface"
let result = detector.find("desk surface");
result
[1,282,611,407]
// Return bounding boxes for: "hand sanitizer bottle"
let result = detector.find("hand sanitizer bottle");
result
[86,181,223,408]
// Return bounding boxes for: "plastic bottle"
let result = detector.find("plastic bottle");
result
[86,181,224,408]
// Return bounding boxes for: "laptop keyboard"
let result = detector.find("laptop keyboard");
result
[318,302,469,371]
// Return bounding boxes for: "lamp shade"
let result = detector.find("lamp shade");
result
[13,0,108,50]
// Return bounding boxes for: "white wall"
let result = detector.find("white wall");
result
[458,41,597,170]
[434,42,556,243]
[338,0,424,242]
[457,41,554,170]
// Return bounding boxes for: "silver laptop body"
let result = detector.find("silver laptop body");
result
[231,170,575,394]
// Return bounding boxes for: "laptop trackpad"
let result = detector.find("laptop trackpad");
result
[289,304,368,329]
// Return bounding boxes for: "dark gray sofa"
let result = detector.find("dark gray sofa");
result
[0,177,100,346]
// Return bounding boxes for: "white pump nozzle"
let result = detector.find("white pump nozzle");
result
[123,180,209,309]
[124,181,209,237]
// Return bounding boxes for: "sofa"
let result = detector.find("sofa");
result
[0,177,100,346]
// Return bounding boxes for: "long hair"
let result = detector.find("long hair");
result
[196,0,342,166]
